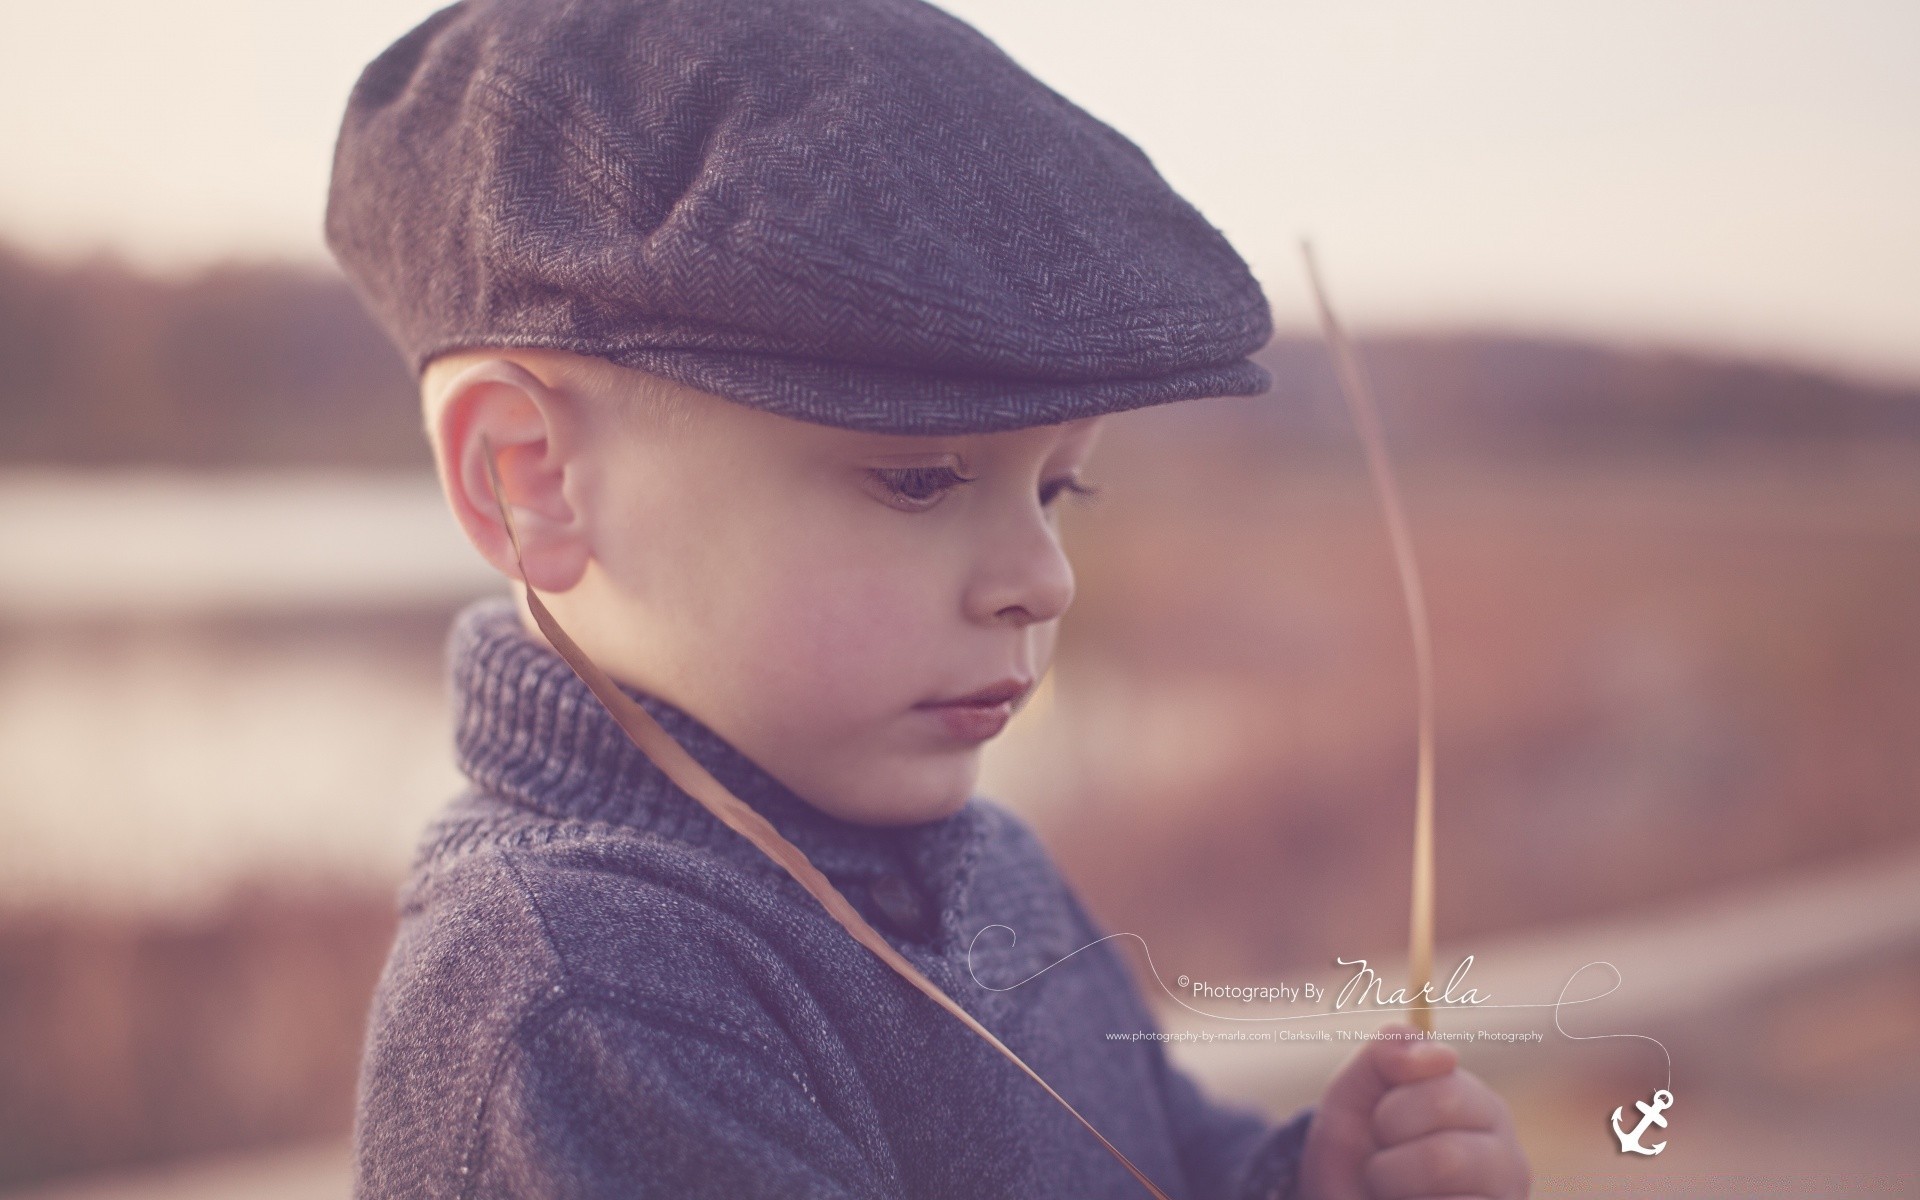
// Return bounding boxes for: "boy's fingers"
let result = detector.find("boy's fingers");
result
[1363,1129,1517,1200]
[1370,1021,1459,1088]
[1300,1025,1423,1197]
[1372,1071,1507,1147]
[1312,1022,1457,1138]
[1316,1024,1410,1125]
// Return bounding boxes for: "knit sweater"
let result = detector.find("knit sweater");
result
[351,596,1312,1198]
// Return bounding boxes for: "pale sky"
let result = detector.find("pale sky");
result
[3,0,1915,382]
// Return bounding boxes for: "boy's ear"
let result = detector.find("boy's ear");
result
[431,357,592,594]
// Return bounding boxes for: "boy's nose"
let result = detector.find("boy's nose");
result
[969,531,1075,628]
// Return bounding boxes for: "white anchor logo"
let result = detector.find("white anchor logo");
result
[1610,1088,1673,1156]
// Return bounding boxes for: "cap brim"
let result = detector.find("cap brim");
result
[597,347,1274,435]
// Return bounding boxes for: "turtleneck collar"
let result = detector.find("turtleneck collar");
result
[428,594,987,913]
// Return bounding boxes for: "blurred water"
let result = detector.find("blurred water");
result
[0,470,496,917]
[0,470,493,620]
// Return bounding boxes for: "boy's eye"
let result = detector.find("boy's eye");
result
[867,464,975,510]
[865,466,1103,513]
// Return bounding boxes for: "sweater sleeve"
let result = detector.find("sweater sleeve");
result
[1148,1036,1314,1200]
[462,993,893,1199]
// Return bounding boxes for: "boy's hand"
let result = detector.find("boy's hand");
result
[1295,1022,1529,1200]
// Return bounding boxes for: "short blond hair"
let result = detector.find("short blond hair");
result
[419,346,709,441]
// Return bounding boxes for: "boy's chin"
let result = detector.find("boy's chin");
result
[810,770,976,828]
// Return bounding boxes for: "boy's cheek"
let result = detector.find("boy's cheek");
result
[743,588,933,706]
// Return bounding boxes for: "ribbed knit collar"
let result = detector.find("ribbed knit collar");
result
[432,595,988,913]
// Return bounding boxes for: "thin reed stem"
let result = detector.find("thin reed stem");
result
[1300,243,1438,1034]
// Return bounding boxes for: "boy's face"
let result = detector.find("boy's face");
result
[534,375,1106,828]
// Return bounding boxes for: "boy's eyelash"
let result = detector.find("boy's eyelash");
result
[866,466,1102,510]
[868,465,976,507]
[1046,477,1102,507]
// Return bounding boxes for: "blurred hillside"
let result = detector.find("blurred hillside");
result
[0,243,423,471]
[3,237,1917,470]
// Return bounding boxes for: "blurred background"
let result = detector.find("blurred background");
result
[1,1,1915,1197]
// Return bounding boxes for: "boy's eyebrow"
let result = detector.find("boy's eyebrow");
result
[866,449,973,471]
[837,423,1097,473]
[842,429,973,451]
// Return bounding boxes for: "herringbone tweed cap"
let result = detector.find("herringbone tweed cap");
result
[326,0,1275,434]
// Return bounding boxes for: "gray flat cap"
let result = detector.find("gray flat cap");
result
[326,0,1273,434]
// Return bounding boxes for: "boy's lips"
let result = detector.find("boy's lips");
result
[914,676,1032,742]
[917,677,1033,708]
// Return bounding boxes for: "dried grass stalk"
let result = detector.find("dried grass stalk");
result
[478,437,1175,1199]
[1300,242,1439,1034]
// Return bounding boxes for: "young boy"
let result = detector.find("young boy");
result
[327,1,1531,1197]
